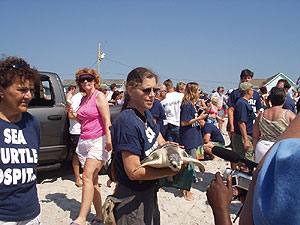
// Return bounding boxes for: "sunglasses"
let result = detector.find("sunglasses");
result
[11,61,27,69]
[79,76,94,83]
[138,87,160,94]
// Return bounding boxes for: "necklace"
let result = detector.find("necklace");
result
[85,89,96,105]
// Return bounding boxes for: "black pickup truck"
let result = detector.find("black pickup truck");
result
[28,72,121,172]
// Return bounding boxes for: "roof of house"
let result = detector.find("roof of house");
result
[252,73,295,89]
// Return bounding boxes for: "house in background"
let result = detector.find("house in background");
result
[252,72,295,93]
[62,79,125,94]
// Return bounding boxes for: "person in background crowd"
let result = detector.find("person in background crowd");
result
[0,57,41,224]
[232,82,256,164]
[253,87,295,163]
[150,83,168,139]
[227,69,262,168]
[211,86,227,131]
[110,67,185,224]
[297,97,300,114]
[176,81,186,93]
[179,82,207,200]
[108,90,122,106]
[276,79,296,114]
[207,112,300,225]
[199,119,225,160]
[206,97,224,127]
[106,83,117,101]
[66,85,77,100]
[258,85,268,109]
[161,79,184,142]
[99,83,108,95]
[65,68,112,225]
[68,91,84,187]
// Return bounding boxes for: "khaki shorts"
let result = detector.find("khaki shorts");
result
[232,133,254,164]
[76,135,110,168]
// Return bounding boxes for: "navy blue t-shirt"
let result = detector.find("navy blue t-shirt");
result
[0,112,40,222]
[179,102,204,150]
[111,109,160,191]
[283,95,296,114]
[203,123,225,145]
[228,89,262,114]
[233,98,256,136]
[149,98,167,139]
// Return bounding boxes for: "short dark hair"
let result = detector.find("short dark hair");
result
[163,79,174,90]
[240,69,254,79]
[110,83,117,90]
[277,79,291,90]
[259,86,267,94]
[270,87,286,106]
[217,86,224,92]
[68,85,76,91]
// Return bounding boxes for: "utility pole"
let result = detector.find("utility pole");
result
[97,41,105,77]
[97,42,101,76]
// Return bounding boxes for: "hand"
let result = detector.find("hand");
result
[166,141,185,149]
[244,139,251,151]
[105,142,113,152]
[199,112,208,120]
[206,172,233,211]
[61,103,74,113]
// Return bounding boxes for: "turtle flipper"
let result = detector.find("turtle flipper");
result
[183,158,205,173]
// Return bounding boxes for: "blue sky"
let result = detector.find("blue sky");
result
[1,1,299,92]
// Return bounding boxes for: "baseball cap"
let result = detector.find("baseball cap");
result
[239,82,252,92]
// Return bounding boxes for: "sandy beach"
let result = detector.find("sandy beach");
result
[37,158,242,225]
[37,120,242,225]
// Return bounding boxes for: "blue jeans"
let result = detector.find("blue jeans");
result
[167,124,180,143]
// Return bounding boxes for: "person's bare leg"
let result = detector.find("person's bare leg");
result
[73,154,83,187]
[92,161,105,221]
[203,142,216,159]
[73,159,102,225]
[218,119,224,133]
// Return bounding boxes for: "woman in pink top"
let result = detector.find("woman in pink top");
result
[206,97,224,127]
[66,68,112,225]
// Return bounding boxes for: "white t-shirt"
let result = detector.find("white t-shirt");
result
[69,92,83,135]
[161,92,184,127]
[106,90,113,101]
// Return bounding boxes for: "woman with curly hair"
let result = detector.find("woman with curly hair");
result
[65,68,112,225]
[179,82,207,200]
[0,57,41,224]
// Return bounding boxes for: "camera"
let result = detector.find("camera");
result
[223,168,253,191]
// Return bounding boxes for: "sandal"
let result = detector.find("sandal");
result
[89,218,104,225]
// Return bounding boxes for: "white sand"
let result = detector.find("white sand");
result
[37,158,242,225]
[37,120,242,224]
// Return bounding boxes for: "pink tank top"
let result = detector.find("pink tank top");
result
[77,90,106,140]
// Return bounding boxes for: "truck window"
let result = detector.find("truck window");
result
[29,74,55,107]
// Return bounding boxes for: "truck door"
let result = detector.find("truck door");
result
[28,73,69,165]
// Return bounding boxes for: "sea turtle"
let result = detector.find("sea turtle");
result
[133,143,205,173]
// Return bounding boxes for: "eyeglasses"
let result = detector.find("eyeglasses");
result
[11,61,27,69]
[79,76,94,83]
[138,87,160,94]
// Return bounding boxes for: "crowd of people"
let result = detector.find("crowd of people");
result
[1,55,300,225]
